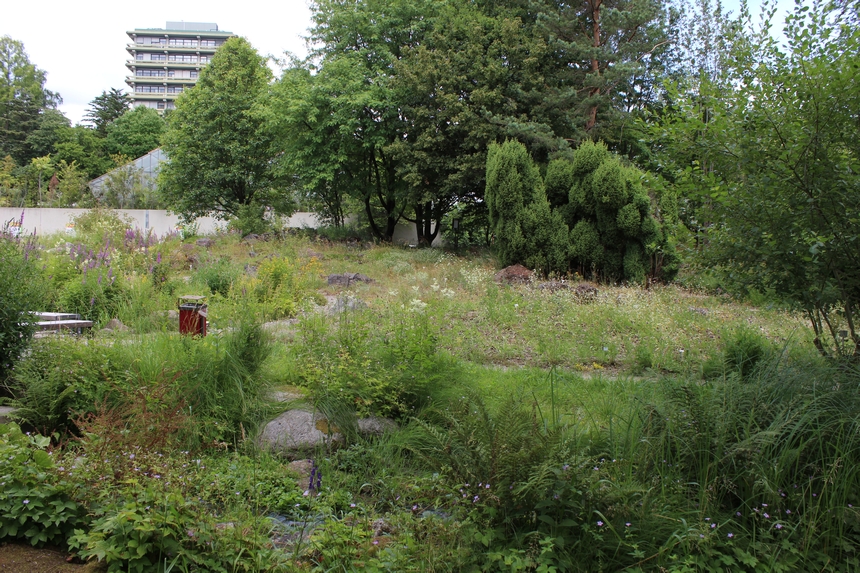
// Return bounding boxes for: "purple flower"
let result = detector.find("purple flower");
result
[727,533,734,538]
[775,523,783,530]
[22,499,29,505]
[596,521,604,527]
[625,522,631,527]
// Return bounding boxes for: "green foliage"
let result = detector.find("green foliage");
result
[721,326,772,379]
[0,35,62,165]
[0,423,83,546]
[485,140,569,274]
[59,269,125,324]
[83,88,131,136]
[290,303,456,418]
[69,487,286,573]
[563,141,677,283]
[6,337,124,435]
[653,1,860,357]
[9,323,273,447]
[70,208,132,248]
[161,37,291,222]
[486,139,676,281]
[0,234,41,381]
[194,257,240,297]
[227,202,272,237]
[104,106,165,159]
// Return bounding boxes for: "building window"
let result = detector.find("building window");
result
[190,71,199,79]
[168,38,198,48]
[169,54,197,63]
[138,36,166,46]
[135,86,165,93]
[157,102,166,109]
[136,69,165,77]
[198,56,211,64]
[167,86,184,94]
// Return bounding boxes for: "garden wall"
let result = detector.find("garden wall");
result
[0,208,441,245]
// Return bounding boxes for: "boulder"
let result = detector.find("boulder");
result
[258,409,397,454]
[258,410,341,453]
[104,318,130,332]
[572,283,599,302]
[0,406,16,424]
[327,272,374,286]
[536,280,570,292]
[494,264,533,284]
[196,238,214,248]
[357,417,398,435]
[328,295,366,314]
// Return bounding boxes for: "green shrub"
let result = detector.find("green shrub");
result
[6,337,123,435]
[59,269,126,324]
[0,423,83,546]
[70,208,132,248]
[194,257,240,297]
[0,236,42,381]
[722,326,771,377]
[485,140,569,275]
[69,487,287,573]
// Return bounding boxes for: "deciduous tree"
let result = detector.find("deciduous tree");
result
[161,37,290,222]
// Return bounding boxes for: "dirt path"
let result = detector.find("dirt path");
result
[0,544,99,573]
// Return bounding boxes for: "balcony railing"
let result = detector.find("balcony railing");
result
[126,43,219,53]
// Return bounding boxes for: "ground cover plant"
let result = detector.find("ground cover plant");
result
[0,225,857,572]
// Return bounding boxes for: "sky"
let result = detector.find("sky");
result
[1,0,314,125]
[3,0,796,127]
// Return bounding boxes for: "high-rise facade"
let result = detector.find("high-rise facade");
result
[125,21,234,111]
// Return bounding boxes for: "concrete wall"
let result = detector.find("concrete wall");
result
[0,208,441,245]
[0,208,223,237]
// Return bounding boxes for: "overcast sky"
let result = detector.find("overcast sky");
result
[3,0,794,127]
[1,0,314,125]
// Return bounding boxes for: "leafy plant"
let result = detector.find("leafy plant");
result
[0,423,83,546]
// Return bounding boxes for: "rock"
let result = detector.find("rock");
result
[287,459,315,490]
[303,249,324,260]
[372,518,393,537]
[196,238,214,248]
[328,295,366,314]
[167,309,179,320]
[536,280,570,292]
[572,283,599,302]
[248,250,257,258]
[0,406,16,424]
[357,417,397,435]
[258,410,342,453]
[494,264,533,285]
[690,307,709,316]
[327,272,374,286]
[104,318,130,332]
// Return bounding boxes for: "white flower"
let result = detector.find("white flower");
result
[409,299,427,313]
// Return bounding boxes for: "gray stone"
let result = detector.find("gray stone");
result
[196,238,214,248]
[328,295,366,314]
[104,318,130,332]
[168,309,179,320]
[357,417,398,435]
[258,410,341,453]
[0,406,16,424]
[327,272,373,286]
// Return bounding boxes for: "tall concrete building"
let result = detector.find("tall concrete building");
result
[125,21,234,111]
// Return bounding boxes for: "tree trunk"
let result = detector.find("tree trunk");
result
[585,0,603,132]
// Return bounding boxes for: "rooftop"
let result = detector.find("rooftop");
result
[129,21,232,34]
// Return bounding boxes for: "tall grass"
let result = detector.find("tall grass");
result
[398,354,860,570]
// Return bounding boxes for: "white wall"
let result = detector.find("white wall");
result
[0,208,443,245]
